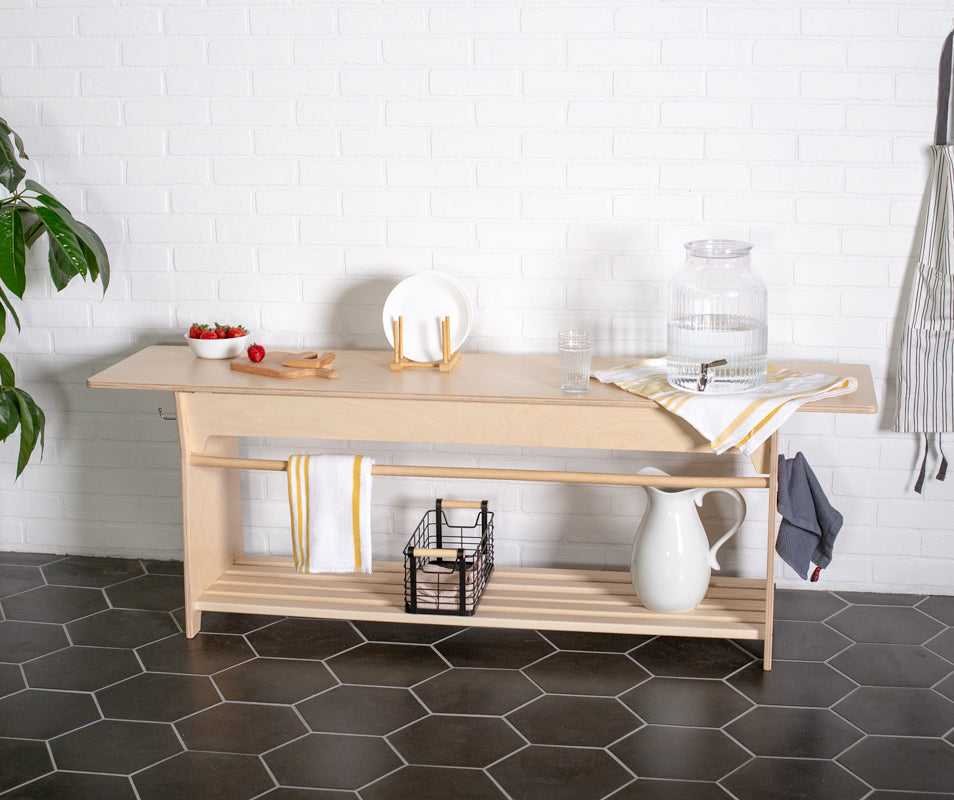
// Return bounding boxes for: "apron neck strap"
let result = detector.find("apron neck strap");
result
[936,31,954,146]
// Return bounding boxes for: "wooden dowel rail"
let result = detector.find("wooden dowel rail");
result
[188,454,770,488]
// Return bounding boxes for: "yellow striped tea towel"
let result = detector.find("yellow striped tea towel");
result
[592,359,858,456]
[287,454,374,574]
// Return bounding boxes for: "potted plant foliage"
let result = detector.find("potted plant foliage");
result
[0,116,110,477]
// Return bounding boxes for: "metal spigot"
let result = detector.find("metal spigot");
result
[696,359,727,392]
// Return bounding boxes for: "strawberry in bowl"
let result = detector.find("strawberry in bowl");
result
[185,322,251,359]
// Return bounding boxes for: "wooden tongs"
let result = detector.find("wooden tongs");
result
[281,351,337,379]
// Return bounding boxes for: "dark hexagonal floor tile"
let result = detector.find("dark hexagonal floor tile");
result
[935,671,954,703]
[257,791,357,800]
[722,757,867,800]
[66,608,179,649]
[362,765,505,800]
[729,660,856,707]
[726,706,862,758]
[0,620,68,662]
[414,667,541,714]
[621,677,751,727]
[863,793,954,800]
[0,689,100,739]
[389,714,523,767]
[523,650,649,696]
[23,645,141,692]
[630,636,752,678]
[96,672,220,722]
[327,642,447,687]
[540,629,652,652]
[608,779,732,799]
[0,736,52,793]
[142,559,183,576]
[1,584,107,623]
[830,643,953,687]
[769,619,852,661]
[918,595,954,625]
[834,686,954,736]
[42,556,144,588]
[490,745,631,800]
[926,628,954,664]
[176,702,307,754]
[611,725,748,781]
[3,771,137,800]
[214,657,336,704]
[137,632,254,675]
[827,605,944,645]
[246,618,363,659]
[838,737,954,793]
[836,591,924,606]
[105,574,185,612]
[0,552,63,567]
[297,684,426,735]
[264,732,401,791]
[508,694,639,746]
[134,750,274,800]
[197,610,284,634]
[434,627,554,668]
[0,564,44,598]
[50,719,181,774]
[773,589,846,621]
[0,662,24,697]
[352,620,461,644]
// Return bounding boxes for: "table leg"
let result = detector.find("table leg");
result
[175,392,243,638]
[762,431,780,670]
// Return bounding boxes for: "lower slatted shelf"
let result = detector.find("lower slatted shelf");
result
[195,556,767,640]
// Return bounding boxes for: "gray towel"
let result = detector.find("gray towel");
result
[775,452,843,580]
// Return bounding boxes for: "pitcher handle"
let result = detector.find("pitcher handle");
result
[692,488,746,572]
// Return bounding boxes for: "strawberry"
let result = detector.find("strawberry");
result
[199,330,218,340]
[188,323,209,339]
[214,323,229,339]
[227,325,248,339]
[247,343,265,363]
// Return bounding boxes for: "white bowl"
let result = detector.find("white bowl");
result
[184,332,250,359]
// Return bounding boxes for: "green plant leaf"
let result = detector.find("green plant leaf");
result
[0,208,26,298]
[24,181,69,211]
[73,220,110,290]
[0,389,20,443]
[22,217,44,248]
[0,352,13,387]
[0,283,19,336]
[0,117,27,161]
[12,386,43,478]
[0,133,26,194]
[32,205,88,284]
[28,193,109,291]
[48,239,78,291]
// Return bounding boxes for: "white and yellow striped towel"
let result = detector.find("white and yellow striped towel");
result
[592,359,858,456]
[287,454,374,574]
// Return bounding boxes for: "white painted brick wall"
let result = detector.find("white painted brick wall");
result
[2,0,952,595]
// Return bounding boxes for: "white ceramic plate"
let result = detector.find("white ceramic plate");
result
[382,272,473,363]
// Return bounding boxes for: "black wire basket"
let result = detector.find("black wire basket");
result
[404,499,494,616]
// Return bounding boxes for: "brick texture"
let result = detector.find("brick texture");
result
[0,0,948,594]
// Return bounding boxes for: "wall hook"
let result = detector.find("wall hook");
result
[157,407,177,421]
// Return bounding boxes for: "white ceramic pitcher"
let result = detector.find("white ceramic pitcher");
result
[631,467,746,613]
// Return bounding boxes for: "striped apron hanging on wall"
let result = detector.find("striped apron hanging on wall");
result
[895,30,954,492]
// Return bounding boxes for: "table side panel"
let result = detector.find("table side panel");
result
[183,391,719,456]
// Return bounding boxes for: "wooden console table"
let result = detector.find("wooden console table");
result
[88,347,876,670]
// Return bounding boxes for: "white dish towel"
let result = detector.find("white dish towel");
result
[287,454,374,574]
[592,359,858,456]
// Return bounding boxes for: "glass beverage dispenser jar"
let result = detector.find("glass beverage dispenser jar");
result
[667,240,767,393]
